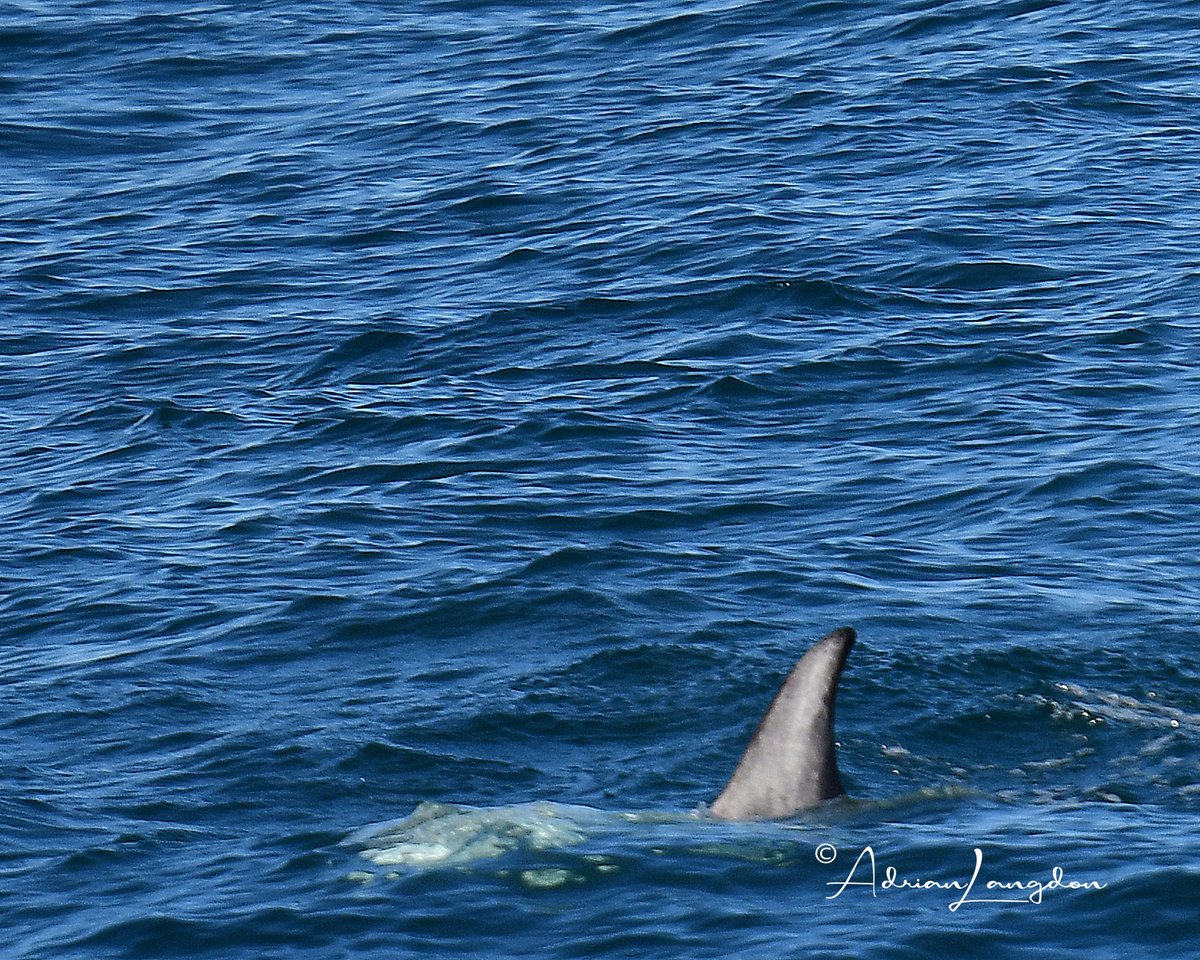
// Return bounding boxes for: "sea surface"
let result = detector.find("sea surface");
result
[3,0,1199,956]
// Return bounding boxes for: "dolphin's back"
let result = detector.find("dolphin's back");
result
[710,627,856,821]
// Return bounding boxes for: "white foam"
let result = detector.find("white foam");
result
[349,801,605,869]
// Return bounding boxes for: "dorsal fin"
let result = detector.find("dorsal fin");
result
[710,627,856,820]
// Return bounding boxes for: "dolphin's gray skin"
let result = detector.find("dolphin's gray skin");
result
[710,627,856,820]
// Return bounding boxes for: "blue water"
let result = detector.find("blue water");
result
[4,0,1200,955]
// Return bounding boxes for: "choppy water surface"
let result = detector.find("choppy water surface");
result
[3,1,1199,956]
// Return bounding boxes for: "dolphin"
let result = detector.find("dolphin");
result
[352,626,864,871]
[709,626,856,820]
